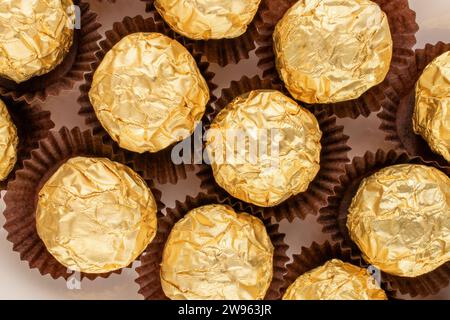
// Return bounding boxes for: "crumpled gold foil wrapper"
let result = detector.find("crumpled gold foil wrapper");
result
[283,259,387,300]
[206,90,322,207]
[0,99,18,181]
[273,0,393,104]
[347,164,450,277]
[0,0,75,83]
[154,0,261,40]
[36,157,158,274]
[413,51,450,162]
[161,204,274,300]
[89,32,210,153]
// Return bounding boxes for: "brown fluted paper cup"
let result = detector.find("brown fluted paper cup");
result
[318,150,450,297]
[255,0,418,119]
[3,127,165,280]
[0,99,54,192]
[78,15,217,185]
[0,1,102,104]
[281,241,397,299]
[142,0,269,66]
[378,42,450,169]
[197,75,351,222]
[135,192,289,300]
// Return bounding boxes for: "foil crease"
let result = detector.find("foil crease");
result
[89,32,210,154]
[154,0,261,40]
[0,0,75,83]
[347,164,450,277]
[283,259,388,300]
[413,51,450,162]
[36,157,158,274]
[206,90,322,207]
[0,99,18,181]
[273,0,393,104]
[161,204,274,300]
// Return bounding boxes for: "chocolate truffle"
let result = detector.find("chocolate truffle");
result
[89,32,210,153]
[413,51,450,162]
[0,99,18,181]
[36,157,158,274]
[154,0,262,40]
[0,0,75,83]
[283,259,387,300]
[161,204,274,300]
[347,164,450,277]
[206,90,322,207]
[273,0,393,103]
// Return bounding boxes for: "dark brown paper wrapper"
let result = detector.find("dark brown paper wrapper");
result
[281,241,397,299]
[0,1,102,104]
[3,127,165,281]
[142,0,266,66]
[255,0,419,119]
[135,192,289,300]
[378,42,450,169]
[197,75,351,222]
[78,15,217,185]
[0,99,54,192]
[317,150,450,297]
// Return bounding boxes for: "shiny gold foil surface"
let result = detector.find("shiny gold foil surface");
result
[36,157,158,274]
[161,204,274,300]
[273,0,393,104]
[154,0,262,40]
[0,0,75,83]
[205,90,322,207]
[0,99,18,181]
[89,32,210,153]
[413,51,450,162]
[283,259,388,300]
[347,164,450,277]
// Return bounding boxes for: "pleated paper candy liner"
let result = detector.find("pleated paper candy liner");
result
[0,1,102,104]
[3,127,165,281]
[317,150,450,297]
[281,241,397,299]
[378,42,450,169]
[78,15,217,185]
[135,192,289,300]
[197,75,351,222]
[255,0,419,119]
[142,0,267,66]
[0,99,54,192]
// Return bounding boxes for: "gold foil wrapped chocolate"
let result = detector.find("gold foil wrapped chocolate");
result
[283,259,387,300]
[206,90,322,207]
[36,157,158,274]
[347,164,450,277]
[0,99,18,181]
[89,32,210,153]
[273,0,393,104]
[0,0,75,83]
[154,0,262,40]
[161,204,274,300]
[413,51,450,162]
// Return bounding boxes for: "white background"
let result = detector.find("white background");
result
[0,0,449,300]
